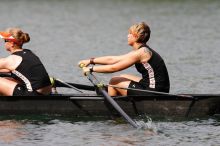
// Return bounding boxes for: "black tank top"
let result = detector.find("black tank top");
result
[135,45,170,92]
[11,49,51,91]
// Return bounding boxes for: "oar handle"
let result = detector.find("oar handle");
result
[79,63,91,76]
[79,63,85,68]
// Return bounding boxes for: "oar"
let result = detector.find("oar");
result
[0,72,11,77]
[0,73,95,91]
[52,78,83,93]
[54,79,95,91]
[79,65,139,128]
[107,84,194,99]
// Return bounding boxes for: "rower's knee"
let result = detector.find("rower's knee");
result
[109,76,120,85]
[109,75,131,85]
[108,86,117,96]
[0,77,18,96]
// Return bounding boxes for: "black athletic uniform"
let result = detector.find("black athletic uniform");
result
[11,49,51,96]
[127,45,170,95]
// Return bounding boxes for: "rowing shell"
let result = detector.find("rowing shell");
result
[0,94,219,118]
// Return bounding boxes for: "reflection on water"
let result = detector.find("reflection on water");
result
[0,120,25,144]
[0,117,219,146]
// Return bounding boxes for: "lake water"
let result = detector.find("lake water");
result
[0,0,220,145]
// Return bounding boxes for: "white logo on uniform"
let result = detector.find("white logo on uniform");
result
[142,62,156,89]
[12,70,33,92]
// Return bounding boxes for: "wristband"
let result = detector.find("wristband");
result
[90,58,95,65]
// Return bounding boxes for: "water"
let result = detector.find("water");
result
[0,0,220,145]
[0,117,220,145]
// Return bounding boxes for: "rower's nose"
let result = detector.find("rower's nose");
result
[128,33,132,38]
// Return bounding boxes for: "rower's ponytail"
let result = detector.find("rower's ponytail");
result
[21,33,30,44]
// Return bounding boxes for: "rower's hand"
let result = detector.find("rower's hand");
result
[78,59,90,67]
[82,66,90,76]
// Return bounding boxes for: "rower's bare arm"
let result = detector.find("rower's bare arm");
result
[79,55,123,67]
[0,56,22,72]
[0,69,10,72]
[92,55,124,65]
[0,58,11,72]
[93,52,140,73]
[0,58,8,69]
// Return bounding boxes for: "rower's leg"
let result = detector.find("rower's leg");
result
[108,85,118,96]
[119,74,141,82]
[0,77,17,96]
[108,74,141,96]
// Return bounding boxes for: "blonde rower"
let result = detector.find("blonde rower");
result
[79,22,170,96]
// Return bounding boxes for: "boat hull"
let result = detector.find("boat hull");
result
[0,94,219,118]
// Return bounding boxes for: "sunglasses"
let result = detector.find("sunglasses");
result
[4,40,10,42]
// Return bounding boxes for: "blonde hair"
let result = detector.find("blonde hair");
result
[6,28,30,45]
[129,22,151,43]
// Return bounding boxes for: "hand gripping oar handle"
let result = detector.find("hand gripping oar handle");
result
[79,64,139,128]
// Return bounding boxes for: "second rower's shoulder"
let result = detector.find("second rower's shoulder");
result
[139,46,152,53]
[138,47,152,57]
[124,48,149,59]
[125,50,142,59]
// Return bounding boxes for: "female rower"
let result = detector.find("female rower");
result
[0,28,52,96]
[79,22,170,96]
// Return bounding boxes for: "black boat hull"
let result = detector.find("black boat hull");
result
[0,94,219,118]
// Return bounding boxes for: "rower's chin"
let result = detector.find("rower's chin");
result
[128,42,133,46]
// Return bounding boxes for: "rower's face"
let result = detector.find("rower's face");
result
[127,31,137,46]
[4,40,13,52]
[128,32,136,46]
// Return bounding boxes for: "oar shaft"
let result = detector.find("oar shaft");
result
[0,73,12,77]
[100,88,138,128]
[55,81,95,91]
[87,73,139,128]
[108,84,193,98]
[55,78,83,93]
